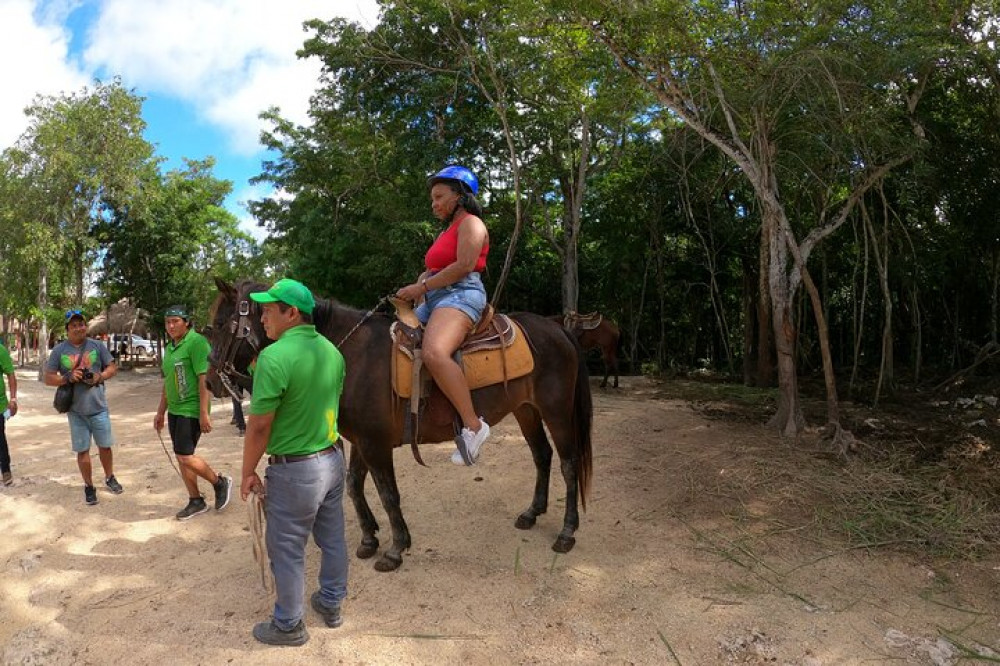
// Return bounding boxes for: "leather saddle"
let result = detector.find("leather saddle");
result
[388,297,534,455]
[563,310,603,331]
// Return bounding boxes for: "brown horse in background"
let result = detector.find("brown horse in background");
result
[210,279,593,572]
[551,313,621,388]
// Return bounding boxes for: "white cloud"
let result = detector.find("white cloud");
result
[83,0,379,155]
[0,0,89,149]
[231,181,282,242]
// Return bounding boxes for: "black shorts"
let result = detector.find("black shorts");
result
[168,413,202,456]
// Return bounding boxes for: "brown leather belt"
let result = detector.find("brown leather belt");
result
[267,442,339,465]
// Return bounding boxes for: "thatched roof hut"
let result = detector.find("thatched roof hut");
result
[86,300,150,336]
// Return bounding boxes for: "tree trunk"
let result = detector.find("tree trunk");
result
[561,214,579,312]
[558,116,591,314]
[37,264,49,381]
[861,199,894,404]
[763,203,804,435]
[756,220,774,386]
[910,284,922,382]
[992,248,999,346]
[74,238,85,305]
[742,253,756,386]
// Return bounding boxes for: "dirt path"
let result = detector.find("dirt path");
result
[1,369,998,664]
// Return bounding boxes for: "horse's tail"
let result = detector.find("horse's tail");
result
[568,328,594,511]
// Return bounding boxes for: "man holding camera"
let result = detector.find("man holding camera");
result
[44,310,123,505]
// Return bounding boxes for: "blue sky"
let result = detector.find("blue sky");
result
[0,0,380,240]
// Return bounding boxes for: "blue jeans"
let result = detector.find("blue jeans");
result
[68,411,114,453]
[264,447,348,630]
[415,272,487,325]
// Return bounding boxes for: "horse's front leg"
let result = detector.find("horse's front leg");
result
[368,453,411,572]
[513,406,551,529]
[346,444,380,559]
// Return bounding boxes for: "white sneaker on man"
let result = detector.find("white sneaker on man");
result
[452,418,490,465]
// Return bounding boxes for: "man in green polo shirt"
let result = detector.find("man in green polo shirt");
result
[154,305,231,520]
[0,339,17,485]
[240,278,347,647]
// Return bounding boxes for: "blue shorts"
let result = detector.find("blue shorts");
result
[68,411,115,453]
[415,272,487,325]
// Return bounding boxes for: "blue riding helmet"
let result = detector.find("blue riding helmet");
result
[428,165,478,195]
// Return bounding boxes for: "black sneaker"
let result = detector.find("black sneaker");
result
[84,485,98,505]
[310,591,343,628]
[213,475,232,511]
[252,620,309,646]
[105,475,124,494]
[176,497,209,521]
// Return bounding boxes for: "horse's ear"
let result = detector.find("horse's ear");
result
[215,277,236,299]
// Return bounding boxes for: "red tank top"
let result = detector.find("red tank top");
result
[424,212,489,272]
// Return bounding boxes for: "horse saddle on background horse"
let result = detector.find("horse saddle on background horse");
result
[388,297,534,451]
[563,311,603,331]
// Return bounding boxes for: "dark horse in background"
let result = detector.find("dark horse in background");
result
[551,313,621,388]
[210,279,593,572]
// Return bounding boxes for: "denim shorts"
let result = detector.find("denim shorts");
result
[68,410,115,453]
[415,272,487,325]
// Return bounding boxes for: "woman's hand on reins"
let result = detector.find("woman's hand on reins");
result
[395,282,425,303]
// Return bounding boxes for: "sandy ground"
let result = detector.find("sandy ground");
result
[1,367,999,665]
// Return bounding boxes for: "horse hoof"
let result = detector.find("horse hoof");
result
[552,536,576,553]
[374,553,402,572]
[515,514,537,530]
[357,540,379,560]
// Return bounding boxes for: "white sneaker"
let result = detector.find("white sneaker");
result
[452,418,490,465]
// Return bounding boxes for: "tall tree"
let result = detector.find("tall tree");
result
[578,0,964,443]
[3,79,153,370]
[98,159,257,328]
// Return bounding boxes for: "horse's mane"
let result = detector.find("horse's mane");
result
[226,278,391,332]
[312,296,366,330]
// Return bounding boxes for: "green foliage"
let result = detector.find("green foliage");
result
[97,158,260,328]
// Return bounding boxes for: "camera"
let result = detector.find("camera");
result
[80,368,94,382]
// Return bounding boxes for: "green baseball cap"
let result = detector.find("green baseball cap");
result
[249,278,315,315]
[165,305,189,319]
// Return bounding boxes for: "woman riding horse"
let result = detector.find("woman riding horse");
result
[395,165,491,465]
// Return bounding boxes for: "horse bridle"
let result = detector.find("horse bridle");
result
[214,296,261,400]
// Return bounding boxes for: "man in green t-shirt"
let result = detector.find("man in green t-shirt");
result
[154,305,231,520]
[0,340,17,485]
[240,278,347,647]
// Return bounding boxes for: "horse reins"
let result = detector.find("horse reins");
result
[156,430,183,480]
[336,296,389,347]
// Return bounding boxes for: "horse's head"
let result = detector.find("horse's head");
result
[208,277,269,394]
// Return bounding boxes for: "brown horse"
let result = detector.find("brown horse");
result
[210,279,593,572]
[551,314,621,388]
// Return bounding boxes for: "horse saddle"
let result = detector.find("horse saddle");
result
[389,298,534,400]
[563,311,603,331]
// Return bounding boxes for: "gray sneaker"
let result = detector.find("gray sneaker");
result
[176,497,209,521]
[84,484,98,505]
[213,475,232,511]
[310,591,343,628]
[252,620,309,646]
[105,475,124,494]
